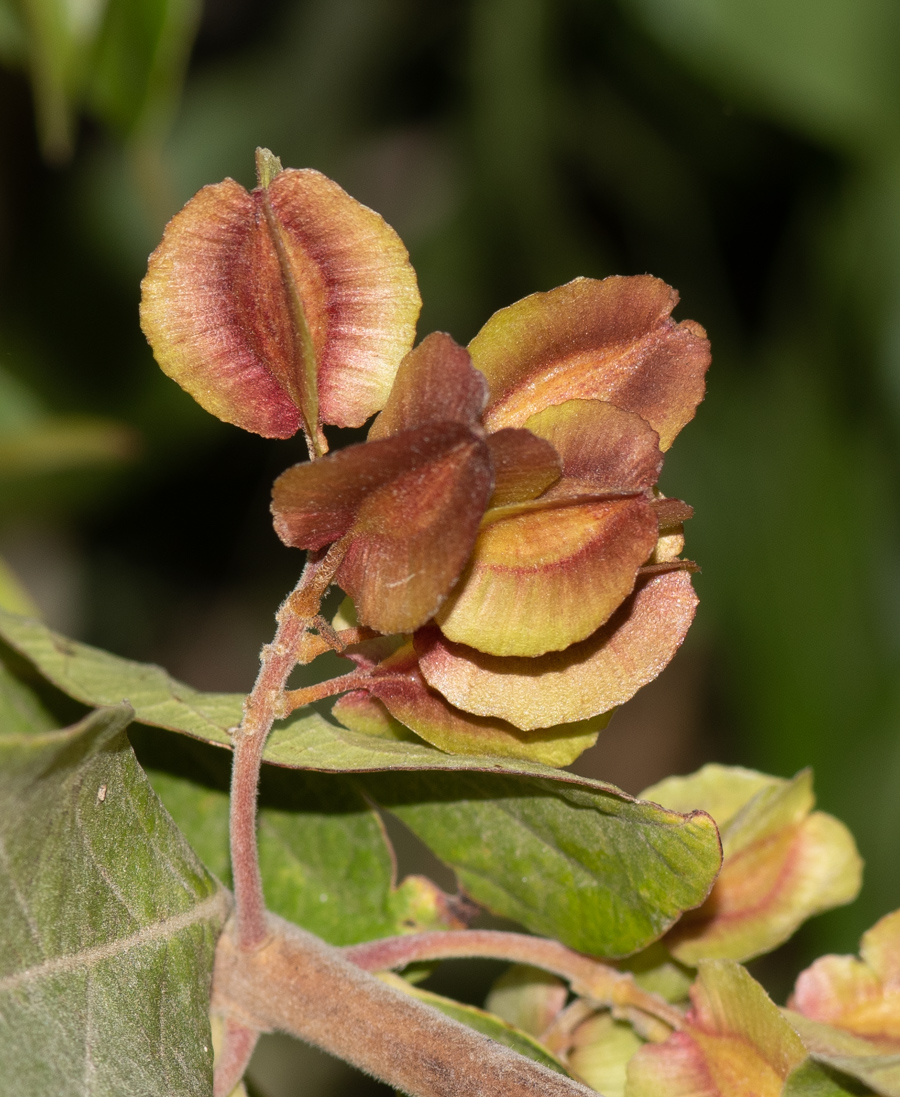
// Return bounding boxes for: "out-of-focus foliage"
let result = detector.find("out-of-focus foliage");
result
[1,0,900,982]
[0,0,200,161]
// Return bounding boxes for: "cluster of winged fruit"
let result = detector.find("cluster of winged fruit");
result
[140,150,710,765]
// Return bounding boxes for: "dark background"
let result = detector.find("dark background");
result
[2,1,900,1090]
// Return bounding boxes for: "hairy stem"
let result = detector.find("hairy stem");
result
[230,609,306,950]
[282,668,375,714]
[213,914,598,1097]
[344,930,685,1031]
[229,547,343,950]
[291,623,381,663]
[212,1018,259,1097]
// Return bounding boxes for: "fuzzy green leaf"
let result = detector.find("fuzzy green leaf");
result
[0,705,229,1095]
[0,608,247,742]
[0,647,59,734]
[785,1012,900,1097]
[0,610,723,956]
[136,732,461,945]
[378,972,572,1076]
[783,1059,873,1097]
[0,609,711,786]
[363,771,721,958]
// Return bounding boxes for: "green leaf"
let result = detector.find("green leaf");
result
[378,971,572,1076]
[0,607,247,744]
[784,1059,873,1097]
[0,609,724,956]
[0,645,59,735]
[0,603,587,773]
[363,771,722,958]
[87,0,200,140]
[567,1011,643,1097]
[484,964,567,1037]
[135,731,462,946]
[0,705,229,1095]
[785,1012,900,1097]
[0,608,713,783]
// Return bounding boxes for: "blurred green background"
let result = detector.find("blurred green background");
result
[2,0,900,1088]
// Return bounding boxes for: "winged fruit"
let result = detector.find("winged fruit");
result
[141,152,710,765]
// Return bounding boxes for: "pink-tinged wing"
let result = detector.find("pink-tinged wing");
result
[626,1032,719,1097]
[642,767,862,967]
[523,399,662,495]
[863,910,900,988]
[434,497,659,657]
[140,169,421,439]
[628,962,807,1097]
[470,276,709,450]
[368,332,488,439]
[485,429,561,508]
[267,170,421,429]
[360,646,602,765]
[335,426,493,635]
[791,955,894,1039]
[665,808,862,967]
[790,910,900,1045]
[418,572,697,730]
[331,691,418,740]
[141,179,300,437]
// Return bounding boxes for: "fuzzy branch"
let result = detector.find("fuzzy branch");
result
[344,929,685,1030]
[229,544,345,950]
[212,915,598,1097]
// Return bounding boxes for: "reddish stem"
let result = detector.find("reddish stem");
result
[298,624,381,662]
[229,546,345,951]
[230,606,307,950]
[213,1018,259,1097]
[344,929,684,1030]
[282,668,376,714]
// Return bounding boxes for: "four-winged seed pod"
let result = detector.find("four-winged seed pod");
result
[140,149,710,766]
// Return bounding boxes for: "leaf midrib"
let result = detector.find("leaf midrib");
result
[0,890,229,993]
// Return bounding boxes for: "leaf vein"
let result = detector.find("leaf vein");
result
[0,830,43,955]
[0,890,229,993]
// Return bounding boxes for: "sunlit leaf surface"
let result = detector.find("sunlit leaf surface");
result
[365,771,721,958]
